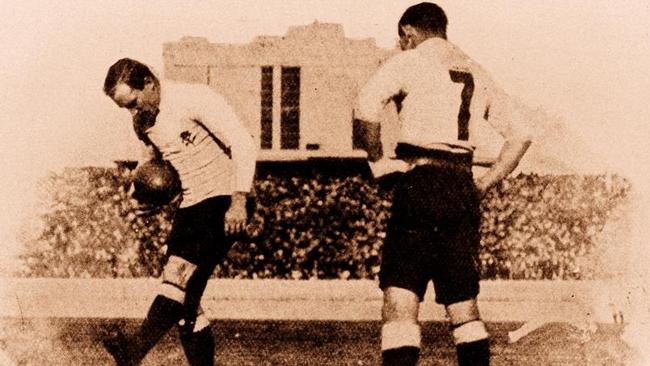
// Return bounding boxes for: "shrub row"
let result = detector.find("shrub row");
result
[19,166,630,280]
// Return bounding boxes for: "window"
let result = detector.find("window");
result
[260,66,273,149]
[352,116,364,150]
[281,67,300,149]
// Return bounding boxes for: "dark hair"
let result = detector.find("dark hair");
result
[103,58,156,96]
[398,2,448,38]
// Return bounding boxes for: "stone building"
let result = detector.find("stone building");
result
[163,22,395,161]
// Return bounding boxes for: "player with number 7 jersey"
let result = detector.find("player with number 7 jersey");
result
[356,37,530,157]
[354,3,532,366]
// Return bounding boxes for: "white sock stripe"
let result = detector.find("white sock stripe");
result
[179,313,210,332]
[452,320,489,345]
[159,282,186,304]
[193,314,211,332]
[381,321,421,351]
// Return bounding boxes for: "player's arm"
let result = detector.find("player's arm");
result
[356,118,383,162]
[194,90,257,233]
[355,55,407,163]
[476,91,532,196]
[474,137,530,196]
[142,144,161,161]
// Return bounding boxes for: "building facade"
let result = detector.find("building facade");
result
[163,22,395,161]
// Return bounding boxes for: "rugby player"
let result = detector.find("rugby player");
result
[101,58,256,366]
[355,3,532,365]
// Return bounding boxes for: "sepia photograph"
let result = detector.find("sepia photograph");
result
[1,1,649,365]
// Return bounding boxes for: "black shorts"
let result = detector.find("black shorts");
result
[167,195,253,266]
[379,163,481,305]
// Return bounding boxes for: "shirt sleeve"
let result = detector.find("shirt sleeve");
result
[355,53,409,123]
[190,88,257,193]
[483,83,533,142]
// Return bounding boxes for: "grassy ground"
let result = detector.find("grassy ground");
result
[0,318,637,365]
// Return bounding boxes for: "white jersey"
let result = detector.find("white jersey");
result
[356,37,530,154]
[143,82,256,208]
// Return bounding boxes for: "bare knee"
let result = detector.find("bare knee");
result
[162,256,197,290]
[382,287,420,322]
[382,287,421,352]
[446,298,480,325]
[160,256,213,334]
[159,255,198,303]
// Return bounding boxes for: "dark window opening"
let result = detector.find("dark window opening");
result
[260,66,273,149]
[281,67,300,149]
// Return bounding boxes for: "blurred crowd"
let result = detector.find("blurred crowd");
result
[20,166,630,280]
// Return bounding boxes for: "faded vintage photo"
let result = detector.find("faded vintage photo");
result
[1,1,649,365]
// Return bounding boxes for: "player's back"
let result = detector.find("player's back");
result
[368,38,503,153]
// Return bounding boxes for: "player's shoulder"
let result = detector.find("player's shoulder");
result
[381,48,420,69]
[443,44,503,98]
[441,42,489,78]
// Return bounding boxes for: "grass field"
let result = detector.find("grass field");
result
[0,318,636,365]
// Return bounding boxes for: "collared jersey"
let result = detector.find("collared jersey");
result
[143,81,256,208]
[356,38,530,154]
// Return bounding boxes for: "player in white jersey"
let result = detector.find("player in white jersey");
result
[101,58,256,366]
[355,3,532,366]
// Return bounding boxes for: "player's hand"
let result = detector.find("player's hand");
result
[368,158,409,178]
[134,193,181,216]
[133,202,160,217]
[225,192,248,235]
[369,158,409,192]
[167,192,183,209]
[474,178,489,199]
[126,183,157,216]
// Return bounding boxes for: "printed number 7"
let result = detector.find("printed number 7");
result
[449,70,474,141]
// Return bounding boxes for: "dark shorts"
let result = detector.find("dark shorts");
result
[167,195,253,266]
[379,163,481,305]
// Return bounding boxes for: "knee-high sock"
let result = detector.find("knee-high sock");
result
[179,314,215,366]
[453,320,490,366]
[179,263,217,366]
[381,321,420,366]
[127,294,184,363]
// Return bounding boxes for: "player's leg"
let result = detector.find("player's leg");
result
[446,299,490,366]
[381,287,421,366]
[138,255,197,356]
[178,262,219,366]
[433,168,488,366]
[436,247,489,366]
[177,195,250,366]
[436,252,490,366]
[379,246,426,366]
[178,306,213,366]
[102,198,214,365]
[378,167,433,366]
[102,254,194,365]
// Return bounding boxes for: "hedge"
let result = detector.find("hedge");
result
[19,166,630,280]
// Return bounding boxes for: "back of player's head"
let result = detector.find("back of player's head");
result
[103,58,156,96]
[398,2,448,38]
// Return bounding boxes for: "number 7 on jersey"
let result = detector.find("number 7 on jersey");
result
[449,70,474,141]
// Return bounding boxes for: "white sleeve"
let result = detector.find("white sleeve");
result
[191,89,257,193]
[484,85,533,141]
[355,53,408,123]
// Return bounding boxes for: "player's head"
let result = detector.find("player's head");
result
[398,2,448,50]
[104,58,161,117]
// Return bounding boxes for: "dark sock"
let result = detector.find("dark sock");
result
[180,326,215,366]
[456,339,490,366]
[382,346,419,366]
[128,295,184,362]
